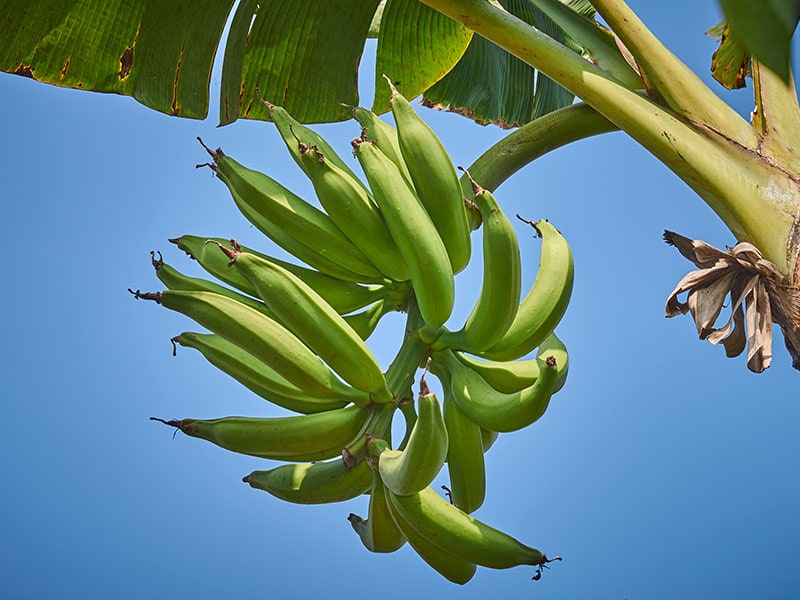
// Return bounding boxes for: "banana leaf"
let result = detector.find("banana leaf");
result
[2,0,794,125]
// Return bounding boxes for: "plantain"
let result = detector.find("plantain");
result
[350,105,414,186]
[151,251,273,317]
[386,485,553,571]
[171,332,348,414]
[171,235,389,314]
[352,136,454,334]
[454,332,570,394]
[216,242,392,402]
[386,77,471,274]
[348,438,407,553]
[244,457,373,505]
[436,174,521,353]
[481,428,499,453]
[385,489,477,584]
[133,289,370,404]
[265,101,366,187]
[342,299,391,341]
[481,219,574,361]
[440,368,486,514]
[151,405,367,462]
[374,381,448,496]
[430,348,560,433]
[296,143,411,282]
[198,141,381,281]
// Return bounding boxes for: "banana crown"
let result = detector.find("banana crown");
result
[135,101,574,585]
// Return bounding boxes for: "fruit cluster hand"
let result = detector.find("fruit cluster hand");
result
[132,84,574,583]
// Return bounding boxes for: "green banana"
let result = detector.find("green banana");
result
[171,332,348,414]
[386,485,550,571]
[348,438,407,553]
[430,348,560,433]
[198,141,381,281]
[436,175,521,353]
[296,143,411,282]
[481,428,499,453]
[265,101,366,187]
[244,457,373,504]
[351,105,414,186]
[375,382,448,496]
[343,299,390,341]
[170,235,389,314]
[133,289,370,404]
[151,251,273,317]
[384,490,477,584]
[352,136,455,334]
[386,77,471,274]
[441,374,486,514]
[454,332,570,394]
[216,242,392,402]
[481,219,574,361]
[150,404,367,462]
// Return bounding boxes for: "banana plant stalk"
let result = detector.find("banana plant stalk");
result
[421,0,800,371]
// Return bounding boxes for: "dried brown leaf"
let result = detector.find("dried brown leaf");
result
[687,271,738,337]
[664,230,799,372]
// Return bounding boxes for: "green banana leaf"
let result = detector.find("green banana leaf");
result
[718,0,799,84]
[0,0,592,126]
[707,21,750,90]
[0,0,234,118]
[4,0,792,126]
[422,0,595,128]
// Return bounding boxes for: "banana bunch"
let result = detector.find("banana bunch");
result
[131,82,574,583]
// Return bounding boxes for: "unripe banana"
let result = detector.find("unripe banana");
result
[217,243,392,402]
[384,491,477,584]
[265,102,366,187]
[352,136,454,334]
[440,370,486,514]
[151,405,367,462]
[481,428,499,453]
[481,219,574,361]
[296,144,411,282]
[348,439,406,553]
[152,252,273,317]
[171,235,389,314]
[343,299,390,341]
[171,332,348,414]
[385,77,471,274]
[436,175,521,353]
[454,332,570,394]
[244,457,373,504]
[351,105,414,185]
[430,348,560,433]
[386,485,550,571]
[133,289,370,404]
[198,141,381,281]
[375,382,448,496]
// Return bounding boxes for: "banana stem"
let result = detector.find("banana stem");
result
[385,300,429,399]
[344,299,430,462]
[462,102,617,194]
[397,400,418,450]
[419,0,800,279]
[589,0,755,143]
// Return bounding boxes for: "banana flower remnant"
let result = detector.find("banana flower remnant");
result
[664,230,800,373]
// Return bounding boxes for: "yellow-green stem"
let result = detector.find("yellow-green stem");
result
[419,0,800,279]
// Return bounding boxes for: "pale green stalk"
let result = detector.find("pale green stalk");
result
[590,0,757,144]
[419,0,800,280]
[462,102,617,194]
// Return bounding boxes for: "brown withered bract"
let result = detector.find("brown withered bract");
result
[664,230,800,372]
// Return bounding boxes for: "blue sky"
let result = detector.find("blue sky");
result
[2,1,799,598]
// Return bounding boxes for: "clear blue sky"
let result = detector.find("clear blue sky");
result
[2,2,799,598]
